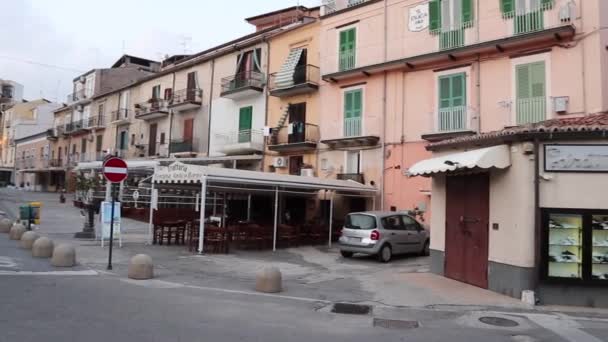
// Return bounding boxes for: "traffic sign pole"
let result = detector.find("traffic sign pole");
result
[102,157,127,271]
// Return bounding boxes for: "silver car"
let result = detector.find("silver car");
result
[338,211,429,263]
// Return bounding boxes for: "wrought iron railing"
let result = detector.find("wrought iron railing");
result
[67,89,88,103]
[270,123,319,145]
[344,117,361,137]
[111,109,130,122]
[339,49,356,71]
[170,88,202,106]
[169,139,197,154]
[269,65,320,91]
[436,106,474,132]
[134,99,168,117]
[215,129,264,148]
[516,96,546,125]
[220,71,265,94]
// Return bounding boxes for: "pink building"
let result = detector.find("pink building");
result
[319,0,608,221]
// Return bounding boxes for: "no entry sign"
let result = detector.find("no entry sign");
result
[102,157,128,183]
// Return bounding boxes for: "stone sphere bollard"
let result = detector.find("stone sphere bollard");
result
[0,218,12,233]
[32,237,54,258]
[20,231,40,249]
[255,267,282,293]
[9,223,26,240]
[128,254,154,280]
[51,244,77,267]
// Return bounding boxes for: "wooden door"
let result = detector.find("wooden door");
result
[187,72,196,101]
[148,123,157,156]
[288,103,306,143]
[183,119,194,143]
[445,174,490,289]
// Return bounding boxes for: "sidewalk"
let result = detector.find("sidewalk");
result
[1,188,606,316]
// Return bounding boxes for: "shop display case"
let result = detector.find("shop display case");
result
[542,209,608,283]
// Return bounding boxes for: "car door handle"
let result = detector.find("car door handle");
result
[390,233,396,236]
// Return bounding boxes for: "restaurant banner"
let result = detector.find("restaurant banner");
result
[545,144,608,172]
[154,161,206,183]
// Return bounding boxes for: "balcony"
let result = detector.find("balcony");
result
[111,109,131,125]
[322,0,575,81]
[269,65,320,97]
[516,96,546,125]
[85,115,106,129]
[46,128,58,141]
[67,89,90,104]
[169,139,198,155]
[132,143,168,158]
[321,117,379,149]
[168,88,202,112]
[215,129,264,156]
[43,159,63,169]
[268,123,319,152]
[337,173,365,184]
[422,106,478,142]
[220,71,265,100]
[135,100,169,120]
[321,0,375,17]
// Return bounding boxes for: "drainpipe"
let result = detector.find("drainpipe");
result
[381,71,387,211]
[261,39,270,172]
[168,72,176,158]
[207,59,215,157]
[533,138,541,291]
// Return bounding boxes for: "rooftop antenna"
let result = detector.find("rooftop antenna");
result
[180,35,192,54]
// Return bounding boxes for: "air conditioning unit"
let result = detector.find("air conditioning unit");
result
[272,157,287,168]
[300,168,314,177]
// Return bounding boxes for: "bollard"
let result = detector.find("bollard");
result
[9,223,26,240]
[0,218,12,233]
[51,244,77,267]
[32,237,54,258]
[128,254,154,280]
[255,267,282,293]
[20,231,40,249]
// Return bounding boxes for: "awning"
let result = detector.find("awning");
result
[407,145,511,177]
[74,155,263,171]
[273,48,304,89]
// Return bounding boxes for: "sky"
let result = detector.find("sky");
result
[0,0,319,102]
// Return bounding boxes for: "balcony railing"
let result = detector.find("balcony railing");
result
[67,89,88,103]
[270,123,320,146]
[215,129,264,154]
[220,71,265,97]
[321,0,371,16]
[337,173,365,184]
[169,139,197,154]
[436,106,476,132]
[344,117,361,137]
[134,99,169,119]
[169,88,202,109]
[111,109,131,123]
[268,65,320,96]
[43,159,62,168]
[516,96,546,125]
[339,49,356,71]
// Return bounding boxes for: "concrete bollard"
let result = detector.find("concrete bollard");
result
[255,267,282,293]
[32,237,54,258]
[0,218,12,233]
[20,231,40,249]
[9,223,26,240]
[128,254,154,280]
[51,244,77,267]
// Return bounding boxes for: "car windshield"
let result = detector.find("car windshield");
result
[345,214,376,230]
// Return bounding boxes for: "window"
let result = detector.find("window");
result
[401,215,421,231]
[382,215,404,230]
[40,147,44,158]
[96,135,103,152]
[345,214,376,230]
[289,156,303,175]
[429,0,473,50]
[438,73,466,131]
[346,150,360,174]
[164,88,172,100]
[131,134,135,146]
[238,106,253,143]
[72,144,76,154]
[516,61,546,124]
[343,89,362,137]
[339,28,356,71]
[501,0,553,34]
[152,85,161,99]
[160,132,166,145]
[98,103,104,117]
[119,131,128,150]
[187,72,198,89]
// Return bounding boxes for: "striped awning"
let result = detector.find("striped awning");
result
[273,48,304,89]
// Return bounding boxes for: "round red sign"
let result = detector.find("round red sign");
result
[102,157,128,183]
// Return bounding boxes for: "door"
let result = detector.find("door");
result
[238,106,253,143]
[381,215,410,254]
[339,28,356,71]
[344,89,362,137]
[96,135,103,160]
[288,103,306,144]
[293,49,307,84]
[183,118,194,150]
[187,72,197,101]
[401,214,425,253]
[289,156,303,175]
[445,174,490,289]
[346,151,360,174]
[148,123,157,156]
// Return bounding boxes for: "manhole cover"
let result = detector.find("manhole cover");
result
[479,316,519,327]
[373,318,419,330]
[331,303,371,315]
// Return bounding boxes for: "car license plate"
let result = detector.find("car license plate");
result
[347,237,361,243]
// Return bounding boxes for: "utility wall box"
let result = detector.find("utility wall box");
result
[553,96,569,114]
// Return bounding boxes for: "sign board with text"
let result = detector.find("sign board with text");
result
[100,201,122,247]
[544,144,608,172]
[408,4,429,32]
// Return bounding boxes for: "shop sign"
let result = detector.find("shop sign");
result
[155,162,205,183]
[408,4,429,32]
[544,144,608,172]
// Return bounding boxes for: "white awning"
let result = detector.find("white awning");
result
[273,48,304,89]
[407,145,511,177]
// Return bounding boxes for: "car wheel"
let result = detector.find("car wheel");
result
[421,240,430,256]
[340,251,354,258]
[377,244,392,263]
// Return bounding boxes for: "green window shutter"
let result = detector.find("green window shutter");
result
[429,0,441,32]
[352,89,362,118]
[348,28,356,50]
[451,73,466,107]
[439,76,452,109]
[239,106,253,131]
[344,91,353,118]
[516,64,531,100]
[339,30,348,52]
[530,62,546,98]
[500,0,515,16]
[462,0,473,25]
[541,0,554,9]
